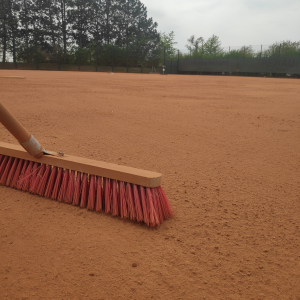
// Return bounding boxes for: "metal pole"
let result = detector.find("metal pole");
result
[112,46,114,73]
[261,45,262,58]
[177,49,179,74]
[35,33,39,70]
[164,48,165,66]
[127,45,128,73]
[278,43,281,57]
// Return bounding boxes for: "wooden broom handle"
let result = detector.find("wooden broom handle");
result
[0,102,31,143]
[0,102,44,158]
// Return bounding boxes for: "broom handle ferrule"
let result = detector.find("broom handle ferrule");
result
[0,102,44,158]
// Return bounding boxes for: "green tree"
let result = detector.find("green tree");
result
[185,35,204,57]
[262,40,300,58]
[158,31,177,63]
[203,34,223,57]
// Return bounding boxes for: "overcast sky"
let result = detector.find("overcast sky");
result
[142,0,300,52]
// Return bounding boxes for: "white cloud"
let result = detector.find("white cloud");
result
[143,0,300,52]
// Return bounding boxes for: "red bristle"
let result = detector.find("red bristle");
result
[146,187,159,226]
[0,156,14,185]
[104,177,111,214]
[126,183,136,221]
[29,162,40,193]
[87,175,96,210]
[0,154,4,165]
[31,164,46,194]
[157,186,173,219]
[22,161,33,191]
[0,155,9,178]
[51,168,63,200]
[16,160,28,190]
[95,176,102,212]
[58,169,69,202]
[65,170,75,204]
[133,184,143,222]
[72,172,82,206]
[111,180,119,216]
[151,188,164,225]
[139,186,149,225]
[37,165,51,196]
[11,159,24,188]
[119,181,127,219]
[44,166,57,198]
[80,173,88,208]
[6,158,19,186]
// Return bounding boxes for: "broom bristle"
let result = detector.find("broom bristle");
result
[29,162,40,193]
[139,186,149,225]
[65,170,75,204]
[44,166,57,198]
[0,155,9,178]
[0,156,14,185]
[72,172,81,206]
[21,161,34,191]
[133,184,143,222]
[31,164,46,194]
[6,158,19,186]
[152,188,164,225]
[57,169,69,202]
[0,153,173,226]
[11,159,24,188]
[80,173,88,208]
[158,186,173,219]
[17,160,28,190]
[87,175,96,210]
[104,177,111,214]
[111,180,119,216]
[126,182,136,221]
[146,187,157,226]
[37,165,51,196]
[51,168,63,200]
[95,176,102,212]
[119,181,127,218]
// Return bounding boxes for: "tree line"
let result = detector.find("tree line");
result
[183,35,300,59]
[0,0,161,67]
[160,33,300,60]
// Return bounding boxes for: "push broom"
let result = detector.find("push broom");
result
[0,102,173,226]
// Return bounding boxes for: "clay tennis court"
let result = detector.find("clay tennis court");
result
[0,70,299,300]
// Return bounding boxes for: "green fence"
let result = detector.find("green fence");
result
[170,57,300,75]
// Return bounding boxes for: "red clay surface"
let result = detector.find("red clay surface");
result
[0,70,299,300]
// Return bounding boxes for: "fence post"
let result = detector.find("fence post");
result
[35,33,39,70]
[260,45,262,58]
[177,50,179,74]
[127,45,129,73]
[58,44,61,70]
[278,44,281,57]
[95,42,98,72]
[112,46,114,73]
[12,31,17,69]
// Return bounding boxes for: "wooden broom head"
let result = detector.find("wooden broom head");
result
[0,142,162,188]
